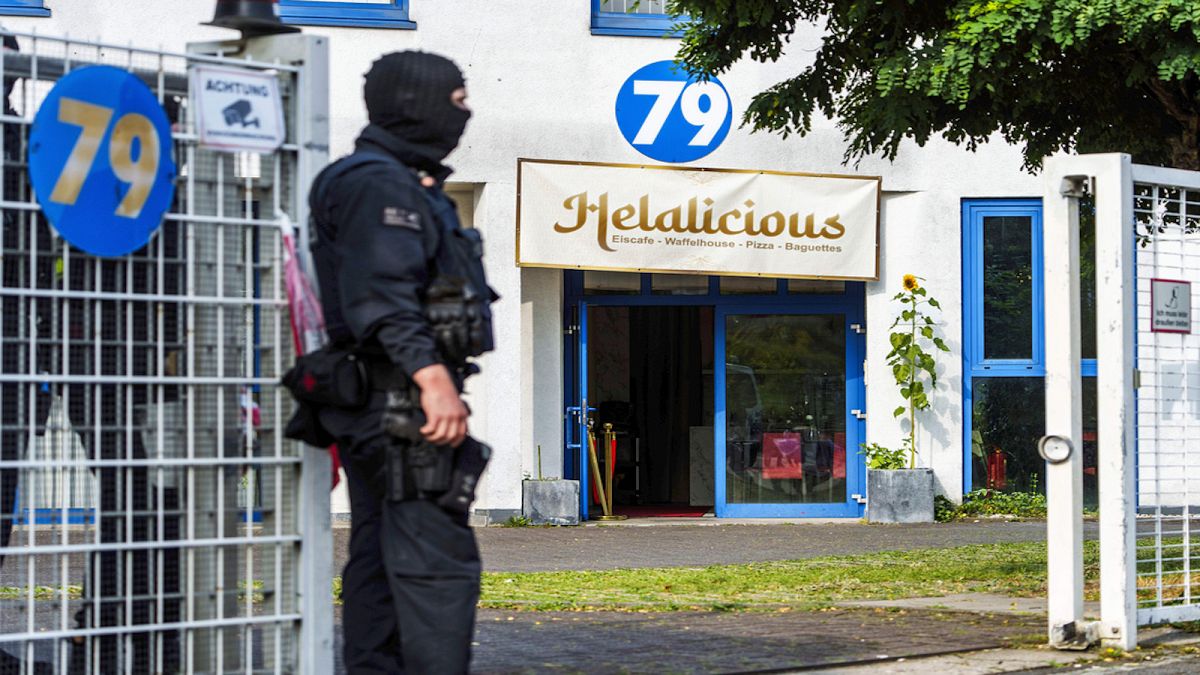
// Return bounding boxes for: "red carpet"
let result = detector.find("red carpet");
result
[613,504,712,518]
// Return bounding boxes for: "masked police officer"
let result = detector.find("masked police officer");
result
[303,51,494,674]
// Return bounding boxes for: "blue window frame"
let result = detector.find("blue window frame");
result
[279,0,415,30]
[962,199,1045,374]
[0,0,49,17]
[563,271,867,519]
[961,198,1099,498]
[591,0,686,37]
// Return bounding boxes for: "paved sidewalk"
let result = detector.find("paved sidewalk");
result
[470,606,1042,674]
[331,605,1045,674]
[333,518,1094,574]
[325,520,1200,673]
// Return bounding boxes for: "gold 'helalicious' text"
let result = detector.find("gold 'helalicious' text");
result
[552,191,846,252]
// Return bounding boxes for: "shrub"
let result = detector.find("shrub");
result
[956,489,1047,518]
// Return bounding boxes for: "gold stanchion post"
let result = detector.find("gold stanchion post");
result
[585,421,610,518]
[596,422,627,521]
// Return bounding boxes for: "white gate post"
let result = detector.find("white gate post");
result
[1094,154,1138,650]
[277,33,333,674]
[263,33,333,674]
[189,32,333,672]
[1043,157,1088,647]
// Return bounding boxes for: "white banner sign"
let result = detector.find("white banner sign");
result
[190,65,285,153]
[516,160,880,280]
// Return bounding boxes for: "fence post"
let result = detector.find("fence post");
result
[215,31,334,672]
[1095,154,1138,650]
[1042,157,1088,647]
[286,34,333,673]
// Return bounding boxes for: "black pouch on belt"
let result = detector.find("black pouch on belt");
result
[281,344,368,409]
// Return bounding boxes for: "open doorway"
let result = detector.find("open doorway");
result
[586,306,715,516]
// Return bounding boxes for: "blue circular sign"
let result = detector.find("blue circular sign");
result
[29,65,176,258]
[615,60,732,164]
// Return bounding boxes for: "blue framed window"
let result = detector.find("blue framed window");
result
[962,198,1099,503]
[963,200,1045,373]
[0,0,49,17]
[279,0,415,30]
[563,271,866,519]
[591,0,687,37]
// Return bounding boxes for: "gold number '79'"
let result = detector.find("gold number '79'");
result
[49,96,161,219]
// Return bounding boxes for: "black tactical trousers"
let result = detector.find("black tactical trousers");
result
[326,393,481,674]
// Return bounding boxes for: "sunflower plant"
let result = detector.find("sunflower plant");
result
[885,274,950,469]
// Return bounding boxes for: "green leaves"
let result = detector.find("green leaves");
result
[675,0,1200,170]
[860,442,909,470]
[874,277,950,464]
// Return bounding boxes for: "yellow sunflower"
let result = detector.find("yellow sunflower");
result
[902,274,920,291]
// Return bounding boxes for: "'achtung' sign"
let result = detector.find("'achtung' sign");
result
[515,159,880,280]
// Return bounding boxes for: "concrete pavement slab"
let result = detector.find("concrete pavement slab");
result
[843,593,1100,619]
[808,648,1095,674]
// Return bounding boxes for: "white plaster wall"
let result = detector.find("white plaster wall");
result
[8,0,1048,513]
[868,191,965,499]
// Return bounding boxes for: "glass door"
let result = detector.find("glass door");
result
[715,306,865,517]
[563,301,594,520]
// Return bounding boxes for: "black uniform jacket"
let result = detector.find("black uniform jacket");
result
[309,124,455,377]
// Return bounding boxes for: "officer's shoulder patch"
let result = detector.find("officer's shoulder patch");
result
[382,207,421,230]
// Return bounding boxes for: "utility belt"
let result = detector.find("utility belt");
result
[280,343,405,406]
[281,343,490,512]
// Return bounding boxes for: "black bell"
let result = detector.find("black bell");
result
[204,0,300,38]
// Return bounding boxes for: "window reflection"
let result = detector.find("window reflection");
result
[982,216,1034,360]
[652,274,709,295]
[725,314,846,504]
[720,277,777,295]
[971,377,1098,507]
[583,270,640,295]
[788,279,846,295]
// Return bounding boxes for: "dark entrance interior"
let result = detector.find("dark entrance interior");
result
[587,306,714,516]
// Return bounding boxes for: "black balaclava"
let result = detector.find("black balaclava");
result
[364,51,470,160]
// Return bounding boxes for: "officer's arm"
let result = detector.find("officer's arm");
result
[334,174,441,377]
[335,174,469,447]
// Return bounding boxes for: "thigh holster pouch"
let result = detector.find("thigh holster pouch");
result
[385,439,492,513]
[386,442,453,502]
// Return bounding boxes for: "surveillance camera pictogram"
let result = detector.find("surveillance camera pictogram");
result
[222,99,260,128]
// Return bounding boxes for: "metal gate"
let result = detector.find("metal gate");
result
[1044,154,1200,650]
[0,29,332,672]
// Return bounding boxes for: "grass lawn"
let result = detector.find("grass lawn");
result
[479,540,1102,612]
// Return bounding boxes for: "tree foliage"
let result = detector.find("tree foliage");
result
[673,0,1200,170]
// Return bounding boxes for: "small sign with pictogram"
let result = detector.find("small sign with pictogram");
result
[190,64,285,153]
[1151,278,1192,334]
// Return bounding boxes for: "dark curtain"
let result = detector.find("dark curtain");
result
[629,307,703,504]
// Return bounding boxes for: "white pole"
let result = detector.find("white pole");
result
[1096,154,1138,649]
[1043,157,1087,647]
[188,32,334,673]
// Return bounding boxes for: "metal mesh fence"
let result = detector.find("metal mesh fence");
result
[1132,180,1200,622]
[0,32,306,673]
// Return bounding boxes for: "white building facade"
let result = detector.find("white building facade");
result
[4,0,1080,522]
